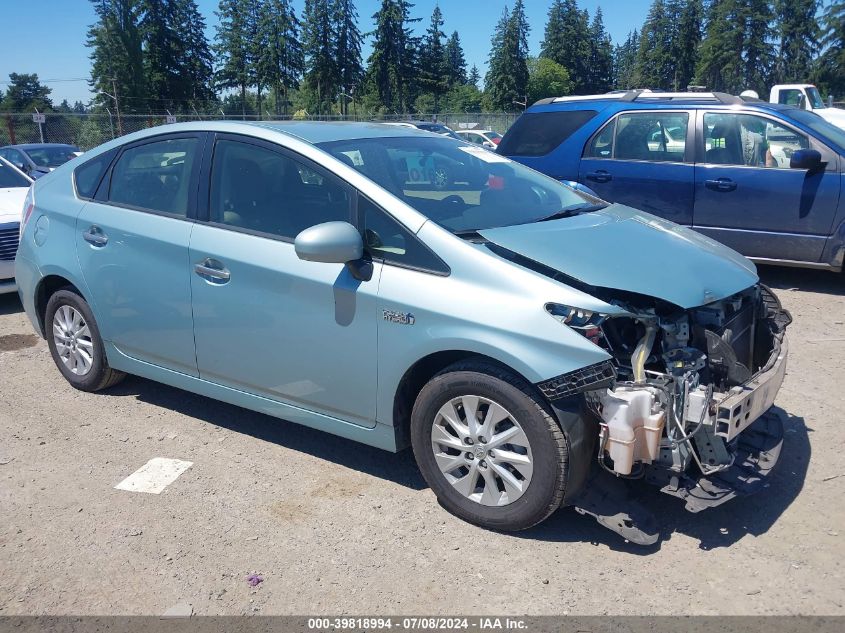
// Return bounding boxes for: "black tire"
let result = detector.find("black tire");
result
[411,359,569,531]
[45,288,125,392]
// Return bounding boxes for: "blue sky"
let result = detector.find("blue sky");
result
[0,0,651,105]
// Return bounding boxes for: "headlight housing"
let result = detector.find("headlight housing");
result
[545,303,607,344]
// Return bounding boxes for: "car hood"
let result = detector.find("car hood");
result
[0,187,28,224]
[478,204,759,309]
[818,107,845,128]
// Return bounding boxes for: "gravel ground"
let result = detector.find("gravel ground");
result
[0,266,843,616]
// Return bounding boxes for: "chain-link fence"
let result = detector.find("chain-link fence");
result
[1,111,522,151]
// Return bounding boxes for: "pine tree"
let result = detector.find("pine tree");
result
[0,74,53,111]
[215,0,253,116]
[302,0,338,114]
[672,0,702,91]
[445,31,467,87]
[87,0,146,113]
[485,1,530,110]
[816,0,845,97]
[365,0,419,113]
[696,0,744,92]
[540,0,591,93]
[776,0,818,84]
[743,0,775,94]
[174,0,215,105]
[467,64,481,88]
[586,8,613,93]
[257,0,303,116]
[334,0,364,115]
[418,4,449,111]
[635,0,674,89]
[613,30,640,89]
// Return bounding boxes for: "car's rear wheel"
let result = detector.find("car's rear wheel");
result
[411,359,569,531]
[45,288,125,392]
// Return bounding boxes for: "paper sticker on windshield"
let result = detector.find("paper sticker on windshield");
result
[458,145,511,163]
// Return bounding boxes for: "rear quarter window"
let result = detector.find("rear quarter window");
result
[74,149,117,199]
[498,110,598,156]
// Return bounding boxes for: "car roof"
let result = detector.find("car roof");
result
[6,143,79,149]
[243,120,438,143]
[528,91,798,115]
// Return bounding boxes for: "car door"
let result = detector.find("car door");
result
[189,134,381,428]
[578,110,695,225]
[692,111,841,263]
[75,132,204,376]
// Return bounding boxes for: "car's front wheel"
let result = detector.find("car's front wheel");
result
[45,288,125,392]
[411,360,569,531]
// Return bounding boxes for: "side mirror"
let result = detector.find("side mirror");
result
[790,148,824,172]
[294,221,363,264]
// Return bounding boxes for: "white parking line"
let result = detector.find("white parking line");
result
[114,457,193,494]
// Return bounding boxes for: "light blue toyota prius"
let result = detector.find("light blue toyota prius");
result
[15,121,790,543]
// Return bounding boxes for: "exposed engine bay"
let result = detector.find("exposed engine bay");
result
[544,283,790,542]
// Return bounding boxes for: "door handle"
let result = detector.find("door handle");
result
[194,258,231,284]
[705,178,737,192]
[585,170,612,183]
[82,226,108,247]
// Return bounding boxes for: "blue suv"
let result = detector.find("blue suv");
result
[499,91,845,272]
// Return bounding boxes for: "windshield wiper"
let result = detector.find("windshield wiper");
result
[536,203,607,222]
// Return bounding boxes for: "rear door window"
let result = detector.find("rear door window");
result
[585,112,689,162]
[109,137,199,216]
[498,110,598,156]
[74,149,116,199]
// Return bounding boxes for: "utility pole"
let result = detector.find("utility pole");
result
[111,77,123,136]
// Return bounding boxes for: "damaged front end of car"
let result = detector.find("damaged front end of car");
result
[539,284,791,545]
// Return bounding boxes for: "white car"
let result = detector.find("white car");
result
[455,129,503,149]
[0,156,33,294]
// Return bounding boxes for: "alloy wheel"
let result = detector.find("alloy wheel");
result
[430,395,534,506]
[52,305,94,376]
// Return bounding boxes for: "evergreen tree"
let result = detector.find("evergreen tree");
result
[634,0,674,89]
[540,0,591,93]
[613,30,640,89]
[743,0,775,94]
[174,0,216,105]
[776,0,819,84]
[214,0,253,116]
[303,0,338,114]
[586,8,613,93]
[140,0,177,110]
[0,74,53,111]
[816,0,845,97]
[334,0,364,115]
[695,0,744,92]
[485,1,530,110]
[87,0,146,113]
[671,0,703,91]
[257,0,303,116]
[467,64,481,88]
[365,0,419,113]
[418,4,449,111]
[445,31,467,87]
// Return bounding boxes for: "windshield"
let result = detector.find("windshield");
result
[24,145,79,168]
[807,87,826,109]
[0,159,30,188]
[789,109,845,152]
[317,136,599,233]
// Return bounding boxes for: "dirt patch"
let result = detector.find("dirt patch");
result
[0,333,40,352]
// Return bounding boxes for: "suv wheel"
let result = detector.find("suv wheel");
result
[45,288,125,392]
[411,360,569,531]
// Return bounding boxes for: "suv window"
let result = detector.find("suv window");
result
[109,137,198,216]
[360,196,448,274]
[703,113,809,168]
[209,139,351,239]
[498,110,598,156]
[587,112,689,162]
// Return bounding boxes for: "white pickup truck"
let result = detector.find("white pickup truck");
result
[769,84,845,130]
